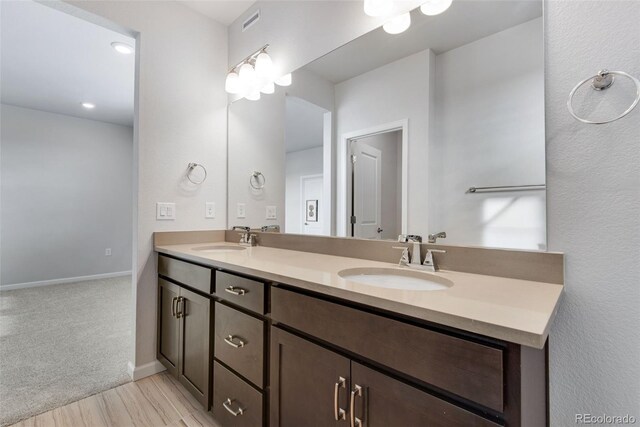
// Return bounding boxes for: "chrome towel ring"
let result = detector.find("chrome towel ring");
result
[250,171,266,190]
[567,69,640,125]
[186,162,207,184]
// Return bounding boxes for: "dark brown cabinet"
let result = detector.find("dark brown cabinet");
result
[271,327,499,427]
[157,278,212,407]
[270,327,350,427]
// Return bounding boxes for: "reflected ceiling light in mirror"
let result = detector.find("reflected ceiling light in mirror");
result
[225,72,241,94]
[111,41,134,55]
[383,12,411,34]
[261,81,275,94]
[364,0,394,17]
[275,73,292,87]
[81,102,95,109]
[420,0,452,16]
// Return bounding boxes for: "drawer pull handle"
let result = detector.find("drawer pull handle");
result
[223,398,244,417]
[350,385,364,427]
[224,335,246,348]
[171,297,178,317]
[225,286,247,296]
[334,376,347,421]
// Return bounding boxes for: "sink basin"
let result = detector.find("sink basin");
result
[192,245,247,253]
[338,268,452,291]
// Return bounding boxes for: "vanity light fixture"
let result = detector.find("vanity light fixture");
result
[420,0,453,16]
[364,0,394,17]
[383,12,411,34]
[110,41,134,55]
[225,45,290,100]
[81,102,95,109]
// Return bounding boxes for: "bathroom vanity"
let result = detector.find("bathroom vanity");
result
[155,234,562,427]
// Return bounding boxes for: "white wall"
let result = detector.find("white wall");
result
[545,1,640,423]
[64,0,229,371]
[1,105,132,285]
[429,18,545,250]
[285,146,323,234]
[229,1,640,420]
[228,92,286,230]
[335,49,434,236]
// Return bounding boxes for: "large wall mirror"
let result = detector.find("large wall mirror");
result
[227,0,545,250]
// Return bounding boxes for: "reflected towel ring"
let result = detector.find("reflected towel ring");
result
[186,162,207,184]
[250,171,266,190]
[567,69,640,125]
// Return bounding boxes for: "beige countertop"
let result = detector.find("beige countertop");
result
[155,242,563,349]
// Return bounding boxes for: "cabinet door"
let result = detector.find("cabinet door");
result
[350,362,499,427]
[271,327,350,427]
[157,278,180,376]
[178,287,211,407]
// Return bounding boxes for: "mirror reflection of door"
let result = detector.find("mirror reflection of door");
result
[350,130,402,240]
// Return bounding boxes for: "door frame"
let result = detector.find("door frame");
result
[337,119,408,237]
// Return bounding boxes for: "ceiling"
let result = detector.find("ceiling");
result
[305,1,542,84]
[1,1,135,126]
[181,0,255,26]
[285,96,327,153]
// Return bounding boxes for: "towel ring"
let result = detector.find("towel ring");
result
[567,69,640,125]
[186,163,207,185]
[250,171,265,190]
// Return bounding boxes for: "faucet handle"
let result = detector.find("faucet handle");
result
[392,246,410,266]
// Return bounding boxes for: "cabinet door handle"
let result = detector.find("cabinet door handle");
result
[176,297,184,318]
[223,398,244,416]
[224,334,246,348]
[171,297,178,317]
[350,385,364,427]
[334,376,347,421]
[225,286,247,296]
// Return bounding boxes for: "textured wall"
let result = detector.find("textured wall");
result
[545,1,640,422]
[1,105,133,285]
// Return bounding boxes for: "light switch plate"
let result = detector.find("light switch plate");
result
[156,202,176,220]
[266,205,277,220]
[205,202,216,218]
[236,203,246,219]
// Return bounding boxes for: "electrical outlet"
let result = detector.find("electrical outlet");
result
[156,202,176,220]
[237,203,246,219]
[266,205,277,220]
[205,202,216,218]
[105,248,112,256]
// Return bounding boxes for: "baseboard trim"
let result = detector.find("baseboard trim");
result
[127,360,166,381]
[0,271,132,291]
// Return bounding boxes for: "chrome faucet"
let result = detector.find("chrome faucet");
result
[428,231,447,244]
[422,248,447,272]
[232,226,257,247]
[260,225,280,233]
[398,234,423,265]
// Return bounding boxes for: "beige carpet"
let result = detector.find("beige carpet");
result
[0,276,132,426]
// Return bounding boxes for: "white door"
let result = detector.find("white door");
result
[352,142,382,239]
[301,174,324,235]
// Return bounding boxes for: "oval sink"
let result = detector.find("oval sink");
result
[338,268,452,291]
[192,245,247,253]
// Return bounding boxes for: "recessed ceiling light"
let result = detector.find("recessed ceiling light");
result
[81,102,96,109]
[111,41,134,55]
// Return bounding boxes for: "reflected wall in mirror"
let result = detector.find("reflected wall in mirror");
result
[227,0,545,250]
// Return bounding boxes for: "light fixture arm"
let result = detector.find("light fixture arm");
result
[229,44,270,73]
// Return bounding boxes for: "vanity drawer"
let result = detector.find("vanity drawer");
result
[215,271,265,314]
[270,287,504,412]
[214,302,265,388]
[213,361,263,427]
[158,255,212,294]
